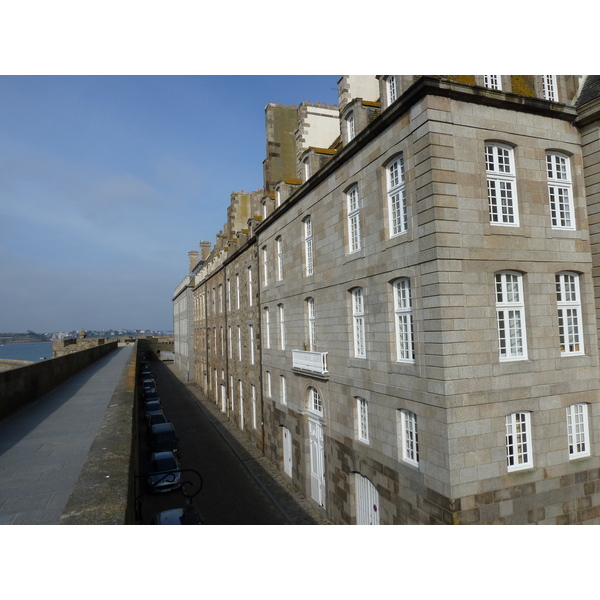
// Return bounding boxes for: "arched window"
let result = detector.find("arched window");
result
[556,272,583,355]
[547,152,574,229]
[386,155,408,237]
[347,184,361,253]
[351,288,366,358]
[308,386,322,414]
[393,278,414,362]
[485,142,518,226]
[495,271,527,360]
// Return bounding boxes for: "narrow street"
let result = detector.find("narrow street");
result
[136,360,298,525]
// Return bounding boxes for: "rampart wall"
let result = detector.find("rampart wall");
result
[0,341,118,421]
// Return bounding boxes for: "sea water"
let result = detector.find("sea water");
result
[0,342,53,362]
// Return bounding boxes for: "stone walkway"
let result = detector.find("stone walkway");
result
[0,346,133,524]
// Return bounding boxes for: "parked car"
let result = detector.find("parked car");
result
[149,422,179,454]
[143,390,160,403]
[143,380,158,396]
[144,400,163,424]
[151,507,203,525]
[148,413,168,427]
[139,360,150,372]
[148,451,181,493]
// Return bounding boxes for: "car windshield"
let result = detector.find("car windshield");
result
[151,458,177,472]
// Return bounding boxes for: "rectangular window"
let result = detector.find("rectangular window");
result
[357,397,369,443]
[486,143,518,226]
[393,278,415,362]
[304,217,314,276]
[263,307,270,349]
[219,284,223,314]
[542,75,558,101]
[276,236,283,281]
[265,371,272,398]
[547,152,574,229]
[247,266,253,306]
[228,326,232,359]
[400,409,419,467]
[387,156,408,237]
[262,246,268,287]
[484,75,502,90]
[346,111,355,141]
[495,272,527,360]
[506,412,532,471]
[352,288,366,358]
[556,272,584,355]
[249,324,254,364]
[237,325,242,360]
[567,403,590,459]
[226,278,231,312]
[307,297,316,351]
[252,385,257,429]
[236,273,240,310]
[280,375,287,405]
[279,304,285,350]
[239,380,244,430]
[347,185,361,253]
[387,75,398,105]
[230,375,234,413]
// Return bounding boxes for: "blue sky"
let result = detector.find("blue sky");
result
[0,75,340,332]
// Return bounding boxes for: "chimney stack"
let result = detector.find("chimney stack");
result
[200,241,212,261]
[188,250,199,273]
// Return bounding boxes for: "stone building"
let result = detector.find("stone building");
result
[175,75,600,524]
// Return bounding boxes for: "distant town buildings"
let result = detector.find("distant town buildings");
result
[174,75,600,524]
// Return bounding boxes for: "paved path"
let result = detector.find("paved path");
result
[0,346,133,524]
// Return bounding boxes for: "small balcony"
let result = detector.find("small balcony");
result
[292,350,328,378]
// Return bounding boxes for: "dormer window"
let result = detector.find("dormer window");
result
[484,75,502,90]
[386,76,398,105]
[346,111,355,142]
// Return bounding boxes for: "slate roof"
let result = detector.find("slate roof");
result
[576,76,600,107]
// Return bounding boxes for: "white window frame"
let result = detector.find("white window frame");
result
[346,111,355,142]
[387,156,408,237]
[347,185,361,253]
[505,411,533,471]
[219,284,223,314]
[228,326,232,359]
[386,75,398,105]
[303,157,310,181]
[263,307,271,349]
[399,409,419,467]
[307,297,316,351]
[556,272,584,356]
[249,324,255,364]
[351,288,366,358]
[276,236,283,281]
[265,371,272,398]
[278,303,285,350]
[566,403,590,459]
[484,75,502,90]
[235,273,240,310]
[230,375,234,413]
[252,385,257,429]
[542,75,558,101]
[280,375,287,405]
[495,271,527,361]
[304,216,314,276]
[247,266,253,306]
[547,152,574,230]
[393,278,415,362]
[262,245,268,287]
[226,278,231,313]
[357,397,369,443]
[237,325,242,361]
[239,380,244,430]
[486,143,519,226]
[309,387,322,414]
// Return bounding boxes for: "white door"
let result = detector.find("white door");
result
[282,427,293,477]
[355,473,380,525]
[309,419,325,506]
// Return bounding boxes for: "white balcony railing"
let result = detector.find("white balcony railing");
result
[292,350,328,376]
